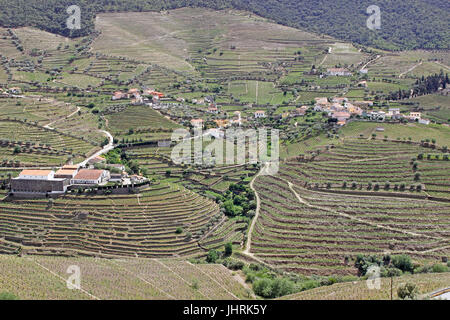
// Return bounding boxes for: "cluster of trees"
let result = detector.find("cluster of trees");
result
[355,254,450,278]
[0,0,448,50]
[102,148,143,175]
[388,72,450,100]
[218,183,256,218]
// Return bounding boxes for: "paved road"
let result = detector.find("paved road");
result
[77,130,114,167]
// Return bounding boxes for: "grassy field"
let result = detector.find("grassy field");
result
[341,121,450,147]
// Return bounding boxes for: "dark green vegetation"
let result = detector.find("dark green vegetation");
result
[0,0,448,50]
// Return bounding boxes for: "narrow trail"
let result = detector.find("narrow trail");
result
[243,163,268,256]
[434,61,450,71]
[317,54,327,67]
[399,61,423,78]
[44,106,80,129]
[360,54,381,71]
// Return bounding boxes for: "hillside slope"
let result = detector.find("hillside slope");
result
[0,0,448,50]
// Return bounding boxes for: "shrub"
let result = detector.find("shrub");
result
[175,227,183,234]
[206,249,219,263]
[391,255,413,273]
[222,258,244,270]
[397,283,419,300]
[253,278,294,298]
[0,292,18,300]
[431,264,448,273]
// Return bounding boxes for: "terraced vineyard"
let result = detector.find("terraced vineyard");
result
[249,138,450,276]
[0,255,251,300]
[251,173,450,275]
[0,183,232,258]
[0,119,99,166]
[279,272,450,300]
[282,139,449,198]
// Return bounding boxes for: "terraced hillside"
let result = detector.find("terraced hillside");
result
[0,183,232,258]
[278,272,450,300]
[283,138,450,199]
[92,8,356,93]
[249,139,450,276]
[0,119,99,166]
[0,255,252,300]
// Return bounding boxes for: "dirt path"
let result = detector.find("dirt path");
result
[243,163,268,255]
[44,106,80,130]
[399,61,423,78]
[434,61,450,71]
[360,54,381,71]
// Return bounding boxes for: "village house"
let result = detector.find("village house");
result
[331,103,345,112]
[332,97,348,104]
[88,156,106,166]
[214,119,230,129]
[112,91,126,101]
[387,108,402,120]
[18,170,54,180]
[407,112,422,121]
[292,106,309,116]
[344,103,363,116]
[208,105,219,114]
[72,169,110,185]
[326,68,352,76]
[254,110,266,119]
[332,111,351,125]
[191,118,204,128]
[353,101,374,108]
[418,118,430,125]
[8,87,22,94]
[368,110,386,121]
[315,97,329,105]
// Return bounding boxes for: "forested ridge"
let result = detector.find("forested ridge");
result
[0,0,448,50]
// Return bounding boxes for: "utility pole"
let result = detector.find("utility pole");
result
[390,276,393,300]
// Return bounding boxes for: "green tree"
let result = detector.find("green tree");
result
[224,242,233,256]
[206,249,219,263]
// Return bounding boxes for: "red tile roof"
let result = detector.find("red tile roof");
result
[73,169,104,181]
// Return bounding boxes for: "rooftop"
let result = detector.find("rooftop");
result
[74,169,104,181]
[19,170,52,176]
